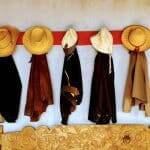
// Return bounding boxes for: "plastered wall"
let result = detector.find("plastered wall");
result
[0,0,150,132]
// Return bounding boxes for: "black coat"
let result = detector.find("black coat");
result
[88,52,117,124]
[0,56,22,122]
[60,47,83,125]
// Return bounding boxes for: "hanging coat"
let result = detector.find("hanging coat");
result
[25,54,53,121]
[88,52,117,124]
[60,46,83,125]
[0,56,22,122]
[123,51,150,116]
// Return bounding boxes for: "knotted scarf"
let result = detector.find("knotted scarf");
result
[0,56,22,122]
[123,51,150,116]
[60,45,83,125]
[88,52,117,124]
[25,54,53,121]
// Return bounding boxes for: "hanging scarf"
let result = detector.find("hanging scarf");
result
[25,54,53,121]
[0,56,22,122]
[88,52,116,124]
[123,51,150,116]
[60,45,83,125]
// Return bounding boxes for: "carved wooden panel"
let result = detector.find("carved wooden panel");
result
[1,125,150,150]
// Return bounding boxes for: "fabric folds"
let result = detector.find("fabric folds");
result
[0,56,22,122]
[60,46,83,125]
[88,52,116,124]
[123,52,150,116]
[25,54,53,121]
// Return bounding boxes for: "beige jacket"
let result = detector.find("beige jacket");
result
[123,52,150,116]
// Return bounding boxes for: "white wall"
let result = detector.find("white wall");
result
[0,0,150,132]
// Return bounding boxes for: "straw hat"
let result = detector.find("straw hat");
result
[62,28,78,49]
[121,25,150,52]
[90,28,113,54]
[0,26,19,57]
[23,26,53,55]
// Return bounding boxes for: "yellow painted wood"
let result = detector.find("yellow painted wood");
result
[1,125,150,150]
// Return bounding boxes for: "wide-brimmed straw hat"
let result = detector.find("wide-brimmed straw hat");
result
[0,26,19,57]
[121,25,150,52]
[62,28,78,49]
[23,26,53,55]
[90,28,113,54]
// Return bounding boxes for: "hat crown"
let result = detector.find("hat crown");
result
[129,28,146,47]
[30,28,45,43]
[0,28,11,49]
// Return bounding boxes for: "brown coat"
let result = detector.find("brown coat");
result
[123,52,150,116]
[25,54,53,121]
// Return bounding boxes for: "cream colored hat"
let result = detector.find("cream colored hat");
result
[91,28,113,54]
[0,26,19,57]
[121,25,150,52]
[23,26,53,55]
[62,28,78,48]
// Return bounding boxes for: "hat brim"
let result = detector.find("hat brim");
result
[0,26,19,57]
[121,25,150,52]
[23,26,53,55]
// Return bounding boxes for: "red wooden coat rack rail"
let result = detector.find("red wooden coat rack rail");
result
[17,31,122,45]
